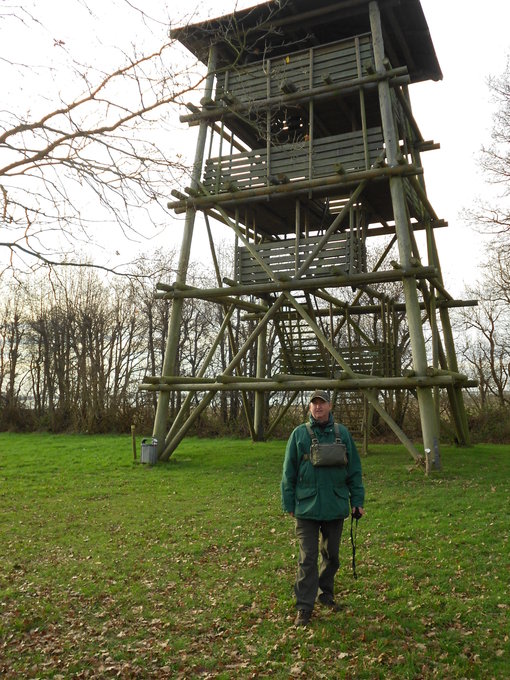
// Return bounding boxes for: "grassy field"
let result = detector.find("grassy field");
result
[0,433,508,679]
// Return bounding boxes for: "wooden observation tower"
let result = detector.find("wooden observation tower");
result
[141,0,475,467]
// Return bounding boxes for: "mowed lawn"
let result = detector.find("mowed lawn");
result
[0,433,508,679]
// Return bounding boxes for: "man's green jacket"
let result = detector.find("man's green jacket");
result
[281,414,365,520]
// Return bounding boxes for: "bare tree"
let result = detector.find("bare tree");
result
[0,1,205,275]
[461,54,510,408]
[467,56,510,249]
[451,56,510,430]
[0,282,27,426]
[460,258,510,409]
[14,259,170,431]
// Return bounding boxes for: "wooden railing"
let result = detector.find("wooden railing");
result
[216,34,373,104]
[236,231,366,284]
[203,127,384,194]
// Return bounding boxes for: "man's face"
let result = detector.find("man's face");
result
[309,397,332,423]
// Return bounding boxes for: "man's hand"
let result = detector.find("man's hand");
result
[351,507,364,519]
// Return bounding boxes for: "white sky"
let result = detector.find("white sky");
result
[2,0,510,294]
[411,0,509,295]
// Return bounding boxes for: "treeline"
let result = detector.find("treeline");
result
[1,249,510,442]
[1,256,165,432]
[0,251,288,436]
[455,252,510,442]
[0,252,241,434]
[0,249,400,438]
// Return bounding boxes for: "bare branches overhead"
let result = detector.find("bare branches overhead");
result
[0,1,203,275]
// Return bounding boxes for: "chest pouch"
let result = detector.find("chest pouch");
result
[306,423,348,467]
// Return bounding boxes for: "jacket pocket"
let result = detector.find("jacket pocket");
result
[332,487,350,518]
[295,486,317,516]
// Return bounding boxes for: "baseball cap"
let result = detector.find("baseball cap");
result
[309,390,330,403]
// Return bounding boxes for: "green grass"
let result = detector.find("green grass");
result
[0,433,508,679]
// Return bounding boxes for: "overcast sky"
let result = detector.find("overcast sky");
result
[3,0,510,294]
[410,0,509,295]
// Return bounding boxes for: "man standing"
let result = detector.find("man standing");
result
[281,390,365,627]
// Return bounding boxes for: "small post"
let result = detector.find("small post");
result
[131,424,136,461]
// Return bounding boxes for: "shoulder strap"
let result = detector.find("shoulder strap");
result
[334,422,342,442]
[303,423,317,462]
[305,422,318,442]
[306,422,342,442]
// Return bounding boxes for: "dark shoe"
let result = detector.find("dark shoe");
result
[294,609,312,627]
[318,596,342,612]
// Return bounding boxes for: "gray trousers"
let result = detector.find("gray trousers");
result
[294,517,344,611]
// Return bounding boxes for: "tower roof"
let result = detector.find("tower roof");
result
[171,0,442,83]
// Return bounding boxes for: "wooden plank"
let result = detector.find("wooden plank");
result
[238,254,353,273]
[312,53,365,77]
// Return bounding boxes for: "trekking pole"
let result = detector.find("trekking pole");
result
[350,508,362,579]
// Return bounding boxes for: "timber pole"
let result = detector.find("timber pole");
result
[141,374,474,392]
[157,266,439,301]
[369,1,440,468]
[253,322,267,441]
[152,45,217,456]
[427,227,471,445]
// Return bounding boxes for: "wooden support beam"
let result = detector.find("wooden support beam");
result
[241,298,477,321]
[155,282,268,312]
[392,82,425,145]
[167,164,422,213]
[366,219,447,238]
[408,174,441,223]
[140,375,476,393]
[370,0,440,466]
[416,141,440,152]
[156,266,438,301]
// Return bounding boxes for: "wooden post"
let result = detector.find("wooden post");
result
[426,224,471,446]
[131,424,136,461]
[152,45,217,456]
[369,1,440,464]
[362,390,376,456]
[254,323,267,441]
[356,35,370,170]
